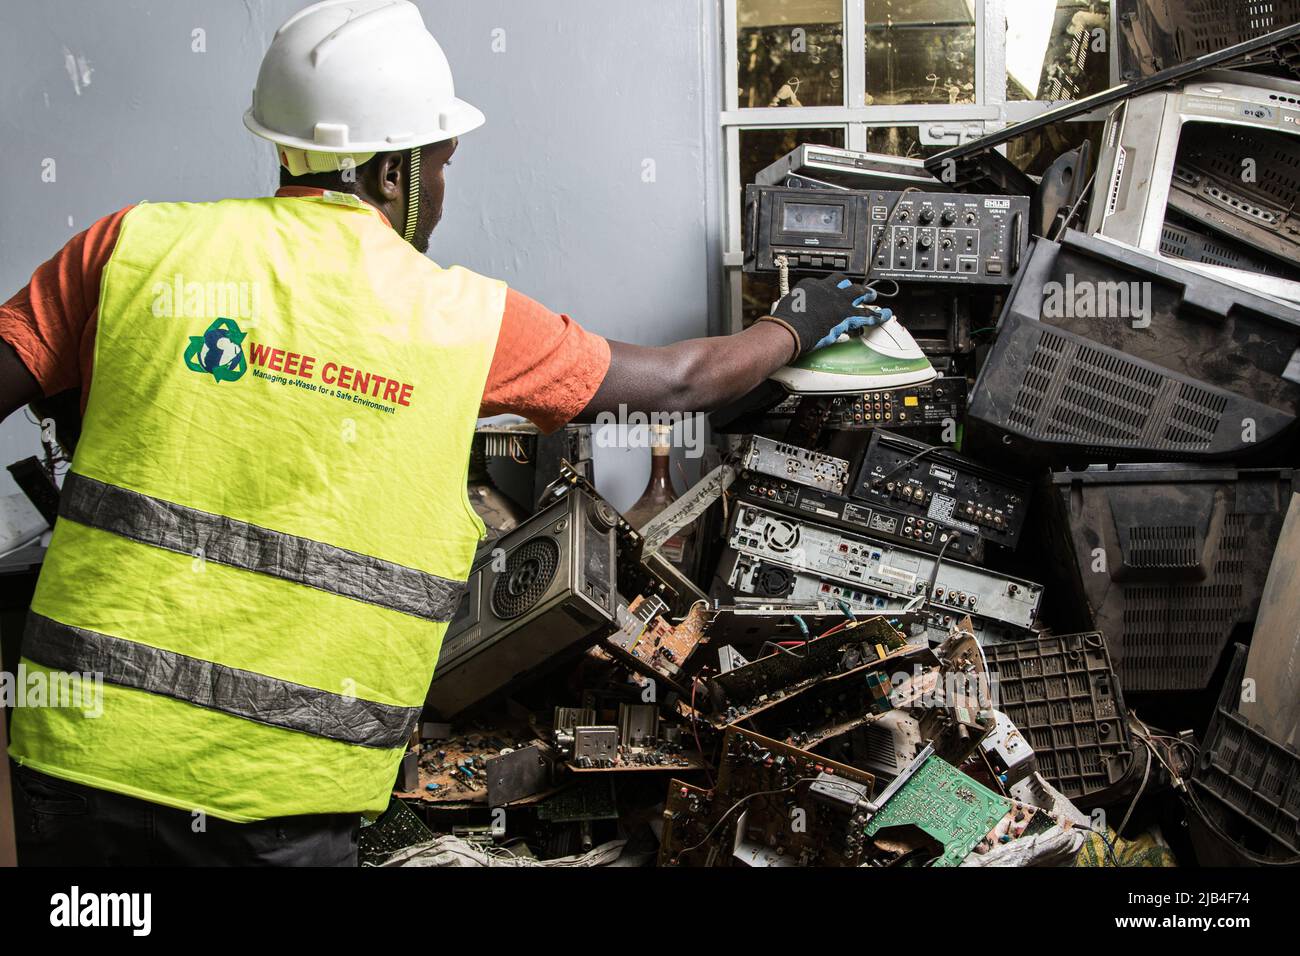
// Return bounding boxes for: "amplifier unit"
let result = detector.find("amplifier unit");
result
[723,551,1037,647]
[427,487,620,716]
[726,504,1043,631]
[820,377,968,430]
[1047,464,1294,693]
[969,229,1300,461]
[738,435,851,496]
[743,184,1030,286]
[850,430,1031,551]
[736,474,984,560]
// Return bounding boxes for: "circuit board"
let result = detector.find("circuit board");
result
[704,622,928,728]
[865,755,1010,866]
[537,779,620,823]
[358,798,436,866]
[567,745,706,773]
[605,596,708,690]
[659,727,876,867]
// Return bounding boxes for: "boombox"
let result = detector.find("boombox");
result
[426,487,619,717]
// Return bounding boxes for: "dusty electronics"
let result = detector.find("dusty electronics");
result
[659,727,877,867]
[738,434,851,495]
[1190,644,1300,863]
[1046,465,1294,692]
[969,229,1300,461]
[737,472,984,560]
[851,429,1032,552]
[725,503,1044,631]
[1115,1,1300,81]
[1087,70,1300,301]
[985,632,1136,806]
[722,550,1040,648]
[755,143,946,191]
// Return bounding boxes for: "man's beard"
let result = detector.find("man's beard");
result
[413,193,442,254]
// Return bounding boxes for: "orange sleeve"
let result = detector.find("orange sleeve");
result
[0,207,133,405]
[481,288,611,433]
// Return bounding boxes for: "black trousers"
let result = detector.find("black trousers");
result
[11,762,358,866]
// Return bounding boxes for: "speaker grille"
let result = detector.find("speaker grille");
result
[1119,515,1247,691]
[1007,328,1226,452]
[1007,329,1066,431]
[491,537,560,620]
[1128,525,1198,568]
[858,722,905,775]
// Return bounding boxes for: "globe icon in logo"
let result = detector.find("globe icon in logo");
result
[184,318,248,382]
[200,328,241,373]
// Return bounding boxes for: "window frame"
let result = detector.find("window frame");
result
[719,0,1117,331]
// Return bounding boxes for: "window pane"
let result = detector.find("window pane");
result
[738,127,846,328]
[1006,1,1111,101]
[865,126,950,159]
[738,0,846,108]
[866,0,976,105]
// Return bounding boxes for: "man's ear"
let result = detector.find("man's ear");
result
[375,151,405,201]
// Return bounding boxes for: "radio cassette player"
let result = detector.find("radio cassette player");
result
[743,185,1029,285]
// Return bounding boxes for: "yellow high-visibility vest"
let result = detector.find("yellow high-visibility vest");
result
[8,192,505,822]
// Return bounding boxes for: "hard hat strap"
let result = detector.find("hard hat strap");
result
[404,147,421,245]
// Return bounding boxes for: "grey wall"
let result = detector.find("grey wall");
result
[0,0,723,506]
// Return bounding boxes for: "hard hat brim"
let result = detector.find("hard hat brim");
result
[243,98,485,153]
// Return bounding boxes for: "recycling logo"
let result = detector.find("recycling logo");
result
[184,318,248,382]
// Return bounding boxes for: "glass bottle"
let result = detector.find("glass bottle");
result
[625,424,695,573]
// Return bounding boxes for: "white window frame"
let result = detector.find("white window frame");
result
[719,0,1116,331]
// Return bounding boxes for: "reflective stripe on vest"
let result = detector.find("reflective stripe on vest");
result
[23,613,418,749]
[8,194,506,822]
[59,473,466,623]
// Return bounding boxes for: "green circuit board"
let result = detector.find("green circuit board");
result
[865,756,1010,866]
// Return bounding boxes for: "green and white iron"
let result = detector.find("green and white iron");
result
[771,316,937,395]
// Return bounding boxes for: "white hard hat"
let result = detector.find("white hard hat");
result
[243,0,485,155]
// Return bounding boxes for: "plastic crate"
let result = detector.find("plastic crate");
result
[985,632,1136,807]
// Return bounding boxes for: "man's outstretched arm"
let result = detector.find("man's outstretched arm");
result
[572,273,881,420]
[572,321,794,420]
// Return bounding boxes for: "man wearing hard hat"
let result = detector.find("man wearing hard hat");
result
[0,0,875,865]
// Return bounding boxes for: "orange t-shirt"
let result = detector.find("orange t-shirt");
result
[0,189,611,433]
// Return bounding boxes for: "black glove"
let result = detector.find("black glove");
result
[758,273,884,359]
